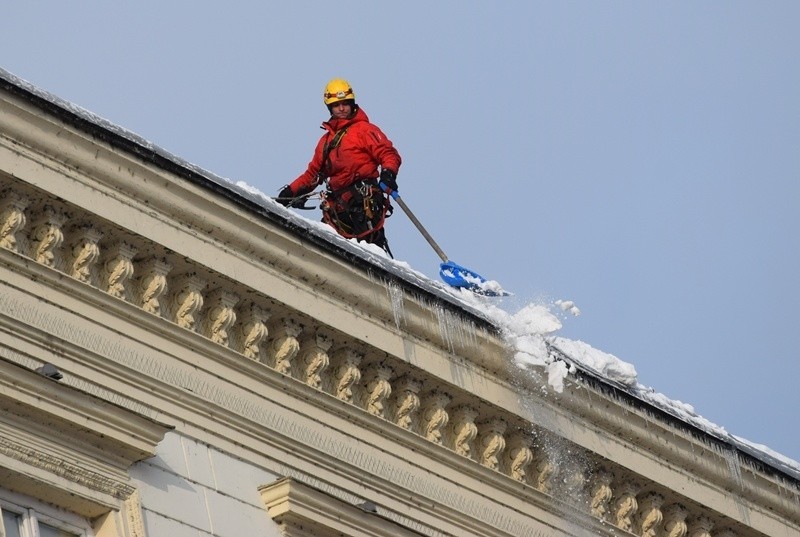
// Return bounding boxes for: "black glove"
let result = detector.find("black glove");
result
[380,169,398,192]
[276,185,294,206]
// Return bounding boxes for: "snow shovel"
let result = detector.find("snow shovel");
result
[379,183,510,296]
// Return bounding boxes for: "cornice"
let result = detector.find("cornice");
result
[1,80,799,536]
[3,250,796,536]
[0,353,172,463]
[0,357,172,518]
[0,254,621,536]
[0,435,135,500]
[260,477,429,537]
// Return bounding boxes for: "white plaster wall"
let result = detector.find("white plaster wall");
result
[130,432,283,537]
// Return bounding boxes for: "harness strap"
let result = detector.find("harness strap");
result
[322,203,390,240]
[325,176,377,200]
[321,182,392,240]
[317,127,348,184]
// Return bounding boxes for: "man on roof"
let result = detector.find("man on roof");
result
[277,78,401,257]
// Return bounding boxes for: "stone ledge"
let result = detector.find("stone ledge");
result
[260,477,429,537]
[0,357,172,518]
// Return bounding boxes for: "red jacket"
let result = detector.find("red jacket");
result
[290,107,401,196]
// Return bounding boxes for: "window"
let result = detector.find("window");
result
[0,492,91,537]
[3,510,22,537]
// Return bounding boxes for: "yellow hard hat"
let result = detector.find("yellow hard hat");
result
[323,78,355,106]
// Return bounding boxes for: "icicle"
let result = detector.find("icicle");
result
[717,444,745,491]
[432,303,480,354]
[434,304,456,353]
[386,280,406,330]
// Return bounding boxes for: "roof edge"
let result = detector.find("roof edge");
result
[0,67,498,333]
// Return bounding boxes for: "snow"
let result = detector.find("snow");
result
[246,197,800,478]
[550,337,638,388]
[4,65,797,481]
[229,186,800,478]
[555,299,581,317]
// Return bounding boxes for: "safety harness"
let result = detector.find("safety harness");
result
[321,181,392,238]
[316,127,393,254]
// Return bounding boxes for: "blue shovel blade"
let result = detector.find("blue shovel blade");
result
[439,261,511,296]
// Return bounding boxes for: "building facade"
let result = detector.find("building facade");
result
[0,69,798,536]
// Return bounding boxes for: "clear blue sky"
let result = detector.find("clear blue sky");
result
[4,2,798,461]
